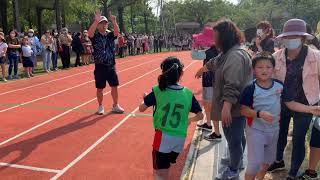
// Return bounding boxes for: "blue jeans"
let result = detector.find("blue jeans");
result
[42,49,52,71]
[52,51,58,69]
[8,53,19,76]
[223,116,246,171]
[276,105,313,177]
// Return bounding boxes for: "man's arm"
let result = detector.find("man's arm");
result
[110,13,120,37]
[88,11,103,38]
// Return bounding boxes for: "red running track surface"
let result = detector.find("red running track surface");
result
[0,51,203,180]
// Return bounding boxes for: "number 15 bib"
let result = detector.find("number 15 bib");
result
[153,86,193,137]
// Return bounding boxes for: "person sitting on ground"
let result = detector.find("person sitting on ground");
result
[139,57,204,180]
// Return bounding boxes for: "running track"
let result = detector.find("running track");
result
[0,51,202,179]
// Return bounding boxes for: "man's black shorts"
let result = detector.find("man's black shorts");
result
[152,149,179,170]
[94,64,119,89]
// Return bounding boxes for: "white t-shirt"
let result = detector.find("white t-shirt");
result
[0,42,8,57]
[22,45,33,57]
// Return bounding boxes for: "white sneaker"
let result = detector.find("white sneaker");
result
[112,104,124,114]
[97,105,105,115]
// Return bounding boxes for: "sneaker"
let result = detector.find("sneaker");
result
[298,170,318,180]
[97,105,105,115]
[8,75,12,80]
[267,160,285,172]
[14,75,19,79]
[287,176,295,180]
[197,123,212,131]
[204,132,222,141]
[112,104,125,114]
[30,73,34,77]
[216,167,239,180]
[2,78,7,82]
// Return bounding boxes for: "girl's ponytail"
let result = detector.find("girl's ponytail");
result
[158,57,184,91]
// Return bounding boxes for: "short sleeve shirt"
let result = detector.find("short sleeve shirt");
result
[6,37,20,55]
[91,31,117,66]
[240,79,283,132]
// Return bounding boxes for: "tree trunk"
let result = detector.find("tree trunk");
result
[102,0,109,16]
[144,12,148,34]
[0,0,8,34]
[13,0,21,32]
[130,5,134,33]
[55,0,62,31]
[62,4,66,27]
[28,3,32,29]
[36,7,43,36]
[117,6,125,33]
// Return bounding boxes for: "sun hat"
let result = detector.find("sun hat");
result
[98,16,109,24]
[276,19,313,40]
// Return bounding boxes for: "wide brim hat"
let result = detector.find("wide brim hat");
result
[276,19,314,40]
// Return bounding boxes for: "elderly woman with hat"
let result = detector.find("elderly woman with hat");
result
[0,32,8,81]
[267,19,320,180]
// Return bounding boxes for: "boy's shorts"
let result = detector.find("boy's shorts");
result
[246,127,279,175]
[94,64,119,89]
[152,130,185,170]
[202,87,213,102]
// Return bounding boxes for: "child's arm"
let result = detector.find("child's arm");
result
[241,105,273,123]
[189,111,204,122]
[139,92,155,112]
[139,103,148,112]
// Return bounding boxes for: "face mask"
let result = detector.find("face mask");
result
[283,38,302,49]
[54,32,58,36]
[28,33,33,37]
[256,29,263,37]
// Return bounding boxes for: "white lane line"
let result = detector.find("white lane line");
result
[0,162,61,173]
[0,58,160,113]
[0,67,160,146]
[0,57,144,96]
[51,61,197,179]
[50,107,140,180]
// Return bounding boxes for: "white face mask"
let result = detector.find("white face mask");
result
[256,29,263,37]
[54,32,58,36]
[283,38,302,49]
[28,33,33,37]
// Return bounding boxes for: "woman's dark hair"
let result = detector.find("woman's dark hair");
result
[252,51,275,68]
[256,21,274,39]
[213,19,245,53]
[158,57,184,91]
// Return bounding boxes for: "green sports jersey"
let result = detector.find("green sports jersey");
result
[153,85,193,137]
